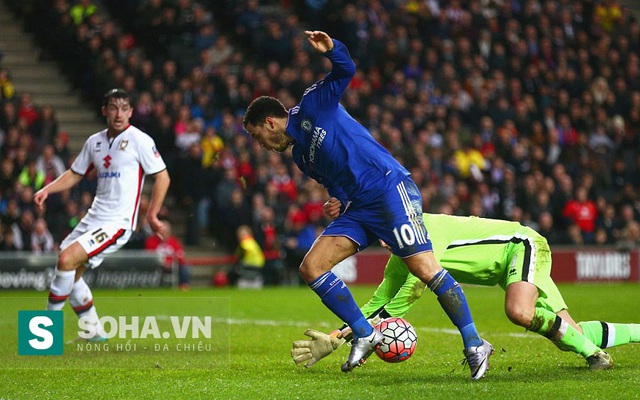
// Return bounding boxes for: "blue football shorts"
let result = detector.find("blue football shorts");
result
[322,178,433,258]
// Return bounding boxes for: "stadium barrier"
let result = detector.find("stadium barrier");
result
[184,246,640,285]
[1,247,637,290]
[338,247,640,284]
[0,251,164,290]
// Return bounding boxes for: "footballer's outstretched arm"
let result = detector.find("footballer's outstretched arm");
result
[303,30,355,109]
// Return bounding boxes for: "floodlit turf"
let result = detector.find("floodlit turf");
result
[1,283,639,399]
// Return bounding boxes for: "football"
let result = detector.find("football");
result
[374,317,418,363]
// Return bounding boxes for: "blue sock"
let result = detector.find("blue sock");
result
[428,269,482,348]
[309,271,373,339]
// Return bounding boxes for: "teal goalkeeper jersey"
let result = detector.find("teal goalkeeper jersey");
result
[360,214,547,318]
[425,213,539,287]
[361,213,556,317]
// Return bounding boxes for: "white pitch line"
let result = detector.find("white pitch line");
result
[89,315,538,339]
[209,317,537,339]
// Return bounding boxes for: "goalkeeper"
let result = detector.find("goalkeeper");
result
[292,214,639,371]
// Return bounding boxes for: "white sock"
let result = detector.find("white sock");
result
[69,277,106,337]
[47,269,75,310]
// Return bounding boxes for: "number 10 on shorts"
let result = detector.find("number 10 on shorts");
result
[18,310,64,355]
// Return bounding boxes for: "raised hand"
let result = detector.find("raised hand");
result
[304,30,334,53]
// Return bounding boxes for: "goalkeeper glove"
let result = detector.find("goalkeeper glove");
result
[291,329,346,368]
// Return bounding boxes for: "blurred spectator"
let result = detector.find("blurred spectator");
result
[594,227,610,246]
[537,211,569,245]
[0,67,15,102]
[257,20,292,64]
[0,157,17,197]
[70,0,97,26]
[1,198,21,228]
[36,144,66,185]
[11,208,35,250]
[217,187,252,252]
[563,186,598,244]
[617,220,640,251]
[31,104,59,149]
[0,102,18,133]
[17,92,39,127]
[0,226,18,251]
[234,0,264,49]
[47,197,80,241]
[596,203,619,243]
[595,0,623,32]
[30,217,55,253]
[567,223,586,246]
[180,142,212,245]
[254,206,283,286]
[195,21,217,52]
[200,126,224,168]
[228,225,264,288]
[453,135,488,181]
[271,162,297,202]
[203,35,234,70]
[18,185,35,213]
[145,220,190,290]
[282,204,316,286]
[17,158,45,192]
[52,132,71,166]
[174,106,201,152]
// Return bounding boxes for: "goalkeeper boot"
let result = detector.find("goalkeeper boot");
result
[586,351,613,370]
[462,339,494,380]
[341,328,383,372]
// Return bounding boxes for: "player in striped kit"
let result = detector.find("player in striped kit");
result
[34,88,170,341]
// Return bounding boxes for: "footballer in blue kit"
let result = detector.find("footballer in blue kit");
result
[243,30,494,379]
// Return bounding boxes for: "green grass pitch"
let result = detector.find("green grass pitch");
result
[1,283,639,399]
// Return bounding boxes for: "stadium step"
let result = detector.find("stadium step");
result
[0,49,39,66]
[619,0,640,19]
[53,109,99,123]
[0,0,103,154]
[9,64,62,82]
[30,94,83,108]
[12,80,73,95]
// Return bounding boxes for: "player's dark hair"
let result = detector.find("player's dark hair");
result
[243,96,287,129]
[103,88,131,107]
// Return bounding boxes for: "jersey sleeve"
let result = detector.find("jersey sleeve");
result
[325,183,348,207]
[70,138,94,176]
[137,133,167,175]
[308,39,356,110]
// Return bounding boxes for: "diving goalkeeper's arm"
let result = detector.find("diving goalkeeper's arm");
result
[290,311,396,368]
[290,329,347,368]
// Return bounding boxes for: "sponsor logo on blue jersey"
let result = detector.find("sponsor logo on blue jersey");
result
[309,126,327,163]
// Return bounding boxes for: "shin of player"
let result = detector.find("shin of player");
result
[37,88,170,341]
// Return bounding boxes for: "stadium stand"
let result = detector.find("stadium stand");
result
[1,0,640,287]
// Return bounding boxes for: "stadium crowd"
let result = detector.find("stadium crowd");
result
[1,0,640,285]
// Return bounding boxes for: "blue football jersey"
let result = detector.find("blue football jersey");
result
[286,39,410,206]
